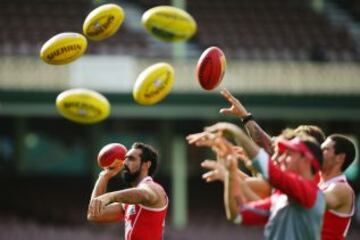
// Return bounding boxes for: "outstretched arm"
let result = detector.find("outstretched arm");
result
[207,123,320,208]
[224,155,245,221]
[188,128,272,222]
[220,89,273,155]
[206,137,259,221]
[244,122,274,155]
[188,130,271,198]
[201,158,271,199]
[214,138,271,200]
[205,122,260,159]
[211,138,262,221]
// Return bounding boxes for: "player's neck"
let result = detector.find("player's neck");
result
[132,173,149,186]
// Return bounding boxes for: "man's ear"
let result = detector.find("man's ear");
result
[142,161,152,171]
[336,153,346,165]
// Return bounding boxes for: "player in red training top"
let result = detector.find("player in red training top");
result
[318,134,356,240]
[87,142,168,240]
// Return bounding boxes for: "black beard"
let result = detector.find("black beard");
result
[121,168,141,184]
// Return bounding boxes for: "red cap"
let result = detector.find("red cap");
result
[277,138,321,171]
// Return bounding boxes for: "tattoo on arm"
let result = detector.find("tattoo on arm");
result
[235,195,243,208]
[245,122,273,155]
[112,188,153,205]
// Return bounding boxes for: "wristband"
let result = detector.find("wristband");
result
[99,171,110,178]
[241,113,254,125]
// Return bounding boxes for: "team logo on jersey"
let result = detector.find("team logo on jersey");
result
[126,205,136,215]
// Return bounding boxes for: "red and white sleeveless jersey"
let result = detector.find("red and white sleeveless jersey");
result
[123,177,168,240]
[318,175,355,240]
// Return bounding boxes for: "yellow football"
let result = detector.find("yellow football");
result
[133,63,175,105]
[141,6,197,42]
[40,32,87,65]
[56,88,110,124]
[83,4,125,41]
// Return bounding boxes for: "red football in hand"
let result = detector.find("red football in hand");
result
[97,143,127,169]
[196,46,226,90]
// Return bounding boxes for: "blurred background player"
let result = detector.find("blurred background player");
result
[189,122,356,240]
[319,134,356,240]
[187,126,319,224]
[87,142,168,240]
[207,123,326,240]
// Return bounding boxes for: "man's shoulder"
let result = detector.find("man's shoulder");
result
[139,179,168,199]
[139,177,163,188]
[328,181,353,194]
[138,180,168,208]
[324,181,353,207]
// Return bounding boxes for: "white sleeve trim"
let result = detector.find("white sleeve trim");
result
[252,148,269,179]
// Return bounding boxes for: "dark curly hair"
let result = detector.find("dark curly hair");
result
[132,142,159,177]
[328,134,356,172]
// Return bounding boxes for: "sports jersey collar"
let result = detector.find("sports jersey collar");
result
[137,176,153,186]
[320,174,347,187]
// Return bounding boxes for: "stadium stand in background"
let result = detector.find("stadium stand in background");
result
[1,1,360,239]
[0,0,359,61]
[0,0,148,56]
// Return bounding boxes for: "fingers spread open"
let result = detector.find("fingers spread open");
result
[201,159,219,169]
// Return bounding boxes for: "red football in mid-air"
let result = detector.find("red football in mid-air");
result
[196,46,226,90]
[97,143,127,169]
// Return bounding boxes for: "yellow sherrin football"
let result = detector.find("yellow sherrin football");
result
[83,4,125,41]
[133,63,175,105]
[40,32,87,65]
[56,88,110,124]
[142,6,197,42]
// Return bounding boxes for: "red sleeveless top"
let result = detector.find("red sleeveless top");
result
[318,175,354,240]
[123,177,168,240]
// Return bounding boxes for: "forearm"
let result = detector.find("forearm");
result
[246,178,272,199]
[235,170,264,200]
[224,170,243,221]
[244,121,273,155]
[224,170,262,222]
[88,174,124,222]
[99,187,153,206]
[88,187,152,222]
[236,168,249,180]
[232,128,260,159]
[239,181,261,202]
[90,174,111,200]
